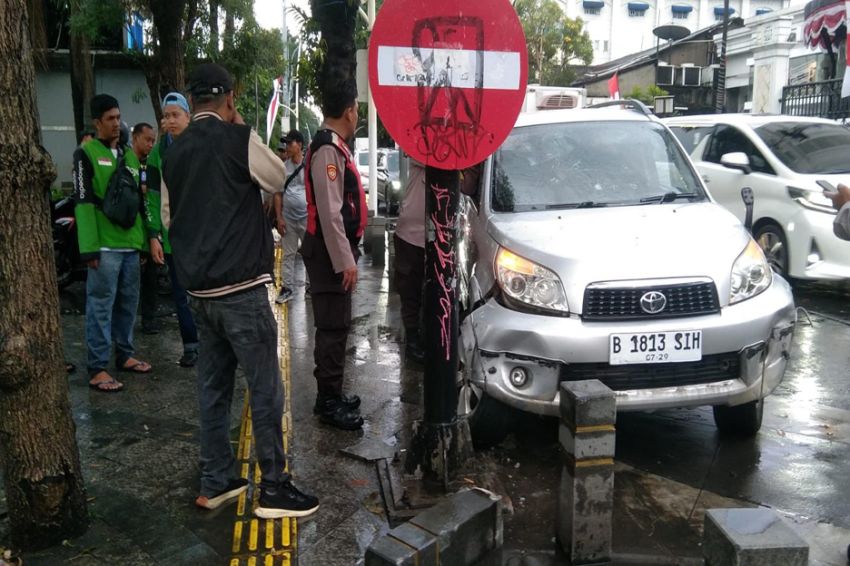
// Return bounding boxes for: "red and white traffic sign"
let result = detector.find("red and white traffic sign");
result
[368,0,528,170]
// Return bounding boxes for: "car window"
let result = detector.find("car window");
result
[704,125,774,175]
[358,152,368,166]
[754,121,850,174]
[491,121,704,212]
[668,125,713,155]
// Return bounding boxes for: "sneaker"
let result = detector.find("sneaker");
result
[275,287,294,304]
[179,350,199,368]
[255,480,319,519]
[318,401,364,431]
[195,478,249,510]
[313,393,361,415]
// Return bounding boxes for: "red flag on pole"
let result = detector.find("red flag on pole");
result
[608,72,620,100]
[843,1,850,98]
[266,76,282,144]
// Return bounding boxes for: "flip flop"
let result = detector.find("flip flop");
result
[119,360,152,374]
[89,378,123,393]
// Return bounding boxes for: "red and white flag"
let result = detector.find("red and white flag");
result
[608,72,620,100]
[843,1,850,98]
[266,76,282,144]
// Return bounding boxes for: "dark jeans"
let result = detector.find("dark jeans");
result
[166,254,198,352]
[139,253,158,325]
[190,286,288,496]
[301,233,355,398]
[393,234,425,333]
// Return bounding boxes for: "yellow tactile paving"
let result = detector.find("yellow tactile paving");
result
[230,248,297,564]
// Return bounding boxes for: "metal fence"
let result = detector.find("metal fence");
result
[781,78,850,120]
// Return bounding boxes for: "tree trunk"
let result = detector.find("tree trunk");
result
[0,0,89,551]
[144,0,190,125]
[311,0,358,107]
[209,0,220,54]
[68,0,94,137]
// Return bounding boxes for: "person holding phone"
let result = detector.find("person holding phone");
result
[823,182,850,240]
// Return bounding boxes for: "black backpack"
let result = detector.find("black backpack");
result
[100,151,142,229]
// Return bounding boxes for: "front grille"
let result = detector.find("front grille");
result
[582,281,720,321]
[560,352,740,391]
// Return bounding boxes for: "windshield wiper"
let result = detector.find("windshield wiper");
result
[545,201,606,210]
[640,192,701,204]
[819,168,850,174]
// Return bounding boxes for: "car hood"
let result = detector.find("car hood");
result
[486,202,751,311]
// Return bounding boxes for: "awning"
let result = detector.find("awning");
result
[803,0,847,49]
[755,8,772,15]
[671,4,694,13]
[628,2,650,10]
[714,6,736,16]
[583,1,605,9]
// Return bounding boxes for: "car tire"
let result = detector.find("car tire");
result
[457,365,515,449]
[712,399,763,436]
[754,224,789,277]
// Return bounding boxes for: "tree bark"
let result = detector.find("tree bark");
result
[68,0,94,137]
[143,0,190,125]
[209,0,220,54]
[0,0,89,551]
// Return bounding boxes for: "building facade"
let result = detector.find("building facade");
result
[558,0,797,63]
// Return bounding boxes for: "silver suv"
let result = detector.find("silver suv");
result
[457,103,797,447]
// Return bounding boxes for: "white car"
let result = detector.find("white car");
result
[457,103,796,447]
[665,115,850,280]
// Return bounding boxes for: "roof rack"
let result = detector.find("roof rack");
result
[586,99,653,117]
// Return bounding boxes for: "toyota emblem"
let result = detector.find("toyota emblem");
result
[640,291,667,314]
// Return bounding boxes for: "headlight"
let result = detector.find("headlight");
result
[496,248,568,314]
[787,186,836,214]
[729,239,772,305]
[392,180,401,191]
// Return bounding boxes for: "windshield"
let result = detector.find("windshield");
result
[492,121,704,212]
[755,122,850,174]
[385,150,399,173]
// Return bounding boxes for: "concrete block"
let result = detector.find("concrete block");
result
[703,508,809,566]
[410,489,502,565]
[557,464,614,565]
[559,424,615,460]
[559,380,616,429]
[364,534,417,566]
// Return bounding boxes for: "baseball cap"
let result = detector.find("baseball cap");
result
[162,92,190,113]
[282,129,304,145]
[276,140,288,151]
[188,63,233,96]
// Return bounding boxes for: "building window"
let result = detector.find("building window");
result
[714,6,736,20]
[755,7,772,15]
[671,4,693,19]
[673,10,689,19]
[583,0,604,14]
[603,40,609,52]
[628,1,649,16]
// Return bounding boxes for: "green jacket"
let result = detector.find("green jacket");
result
[145,140,172,253]
[73,140,146,259]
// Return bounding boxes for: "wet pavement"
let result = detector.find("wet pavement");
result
[1,247,850,565]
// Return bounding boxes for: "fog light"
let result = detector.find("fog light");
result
[509,367,529,387]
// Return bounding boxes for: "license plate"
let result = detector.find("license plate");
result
[609,331,702,365]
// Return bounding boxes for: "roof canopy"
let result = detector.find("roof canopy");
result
[803,0,847,49]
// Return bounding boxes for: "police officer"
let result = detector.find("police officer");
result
[301,81,366,430]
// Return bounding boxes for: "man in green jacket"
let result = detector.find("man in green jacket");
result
[145,92,199,367]
[73,94,152,392]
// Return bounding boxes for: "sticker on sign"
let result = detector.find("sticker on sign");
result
[376,46,521,90]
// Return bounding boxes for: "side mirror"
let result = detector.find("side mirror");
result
[720,152,751,174]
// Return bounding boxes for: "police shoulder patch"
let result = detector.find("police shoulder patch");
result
[327,164,338,181]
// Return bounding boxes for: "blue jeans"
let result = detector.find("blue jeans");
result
[190,286,288,496]
[166,254,198,352]
[85,250,140,375]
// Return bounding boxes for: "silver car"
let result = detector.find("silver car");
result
[457,105,797,447]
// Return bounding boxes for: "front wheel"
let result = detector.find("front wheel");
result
[755,224,789,277]
[457,364,515,449]
[713,399,764,436]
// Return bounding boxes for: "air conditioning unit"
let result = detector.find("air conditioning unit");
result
[656,65,675,86]
[677,66,702,86]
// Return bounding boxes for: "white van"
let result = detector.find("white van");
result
[665,114,850,280]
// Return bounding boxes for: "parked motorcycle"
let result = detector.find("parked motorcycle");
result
[52,196,86,288]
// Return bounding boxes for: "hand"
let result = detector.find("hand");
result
[827,184,850,210]
[87,259,99,270]
[231,109,245,125]
[342,266,358,292]
[150,238,165,265]
[276,216,287,235]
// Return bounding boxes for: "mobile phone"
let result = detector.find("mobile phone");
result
[816,180,838,195]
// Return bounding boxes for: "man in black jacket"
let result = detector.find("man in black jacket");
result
[161,63,318,519]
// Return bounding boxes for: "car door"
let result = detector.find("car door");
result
[700,124,777,222]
